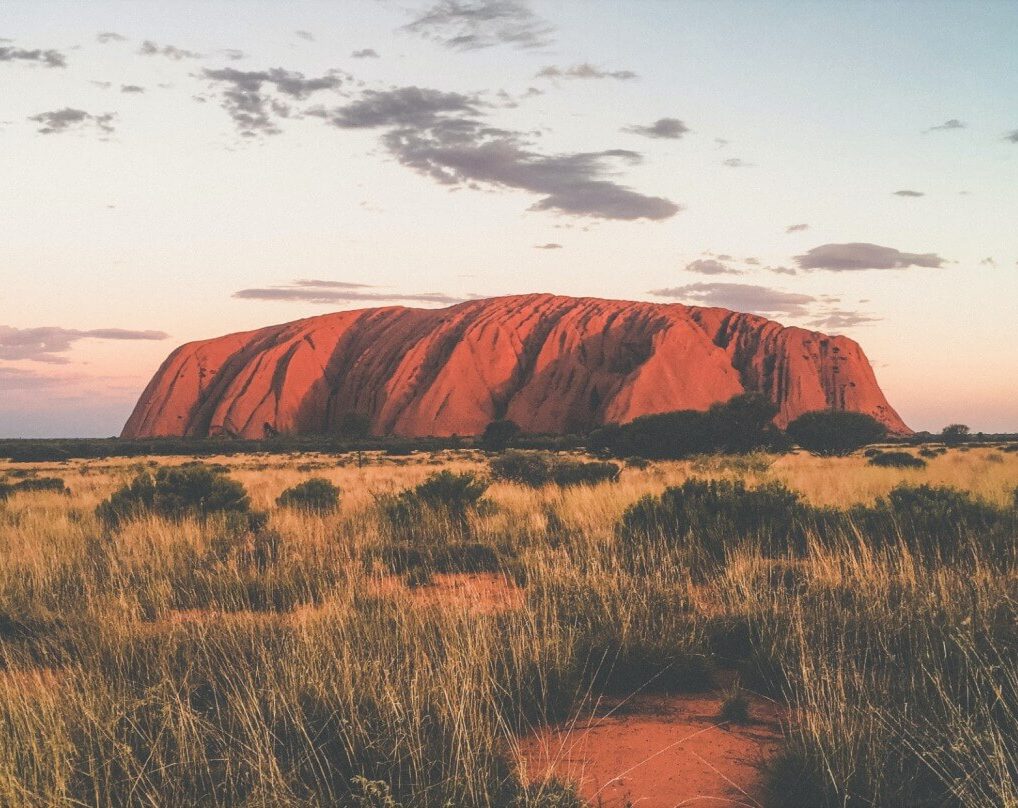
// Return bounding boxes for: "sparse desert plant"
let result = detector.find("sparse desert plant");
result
[0,476,68,499]
[618,478,822,562]
[490,451,619,487]
[96,463,251,527]
[719,681,751,724]
[868,450,926,468]
[276,477,340,513]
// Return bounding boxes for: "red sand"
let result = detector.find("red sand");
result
[518,690,785,808]
[374,572,526,614]
[123,294,909,438]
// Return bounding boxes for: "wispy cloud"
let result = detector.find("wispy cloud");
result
[0,326,168,364]
[795,243,945,271]
[623,117,689,139]
[138,40,202,60]
[924,118,965,133]
[0,44,66,68]
[322,85,680,221]
[1004,129,1018,143]
[403,0,553,51]
[786,223,809,233]
[352,48,380,58]
[684,258,743,276]
[650,282,816,317]
[534,242,562,249]
[721,157,753,168]
[96,32,126,44]
[233,280,463,306]
[893,189,924,197]
[294,30,315,42]
[537,63,637,81]
[28,108,116,136]
[201,66,345,136]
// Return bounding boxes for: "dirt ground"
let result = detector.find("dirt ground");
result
[518,689,785,808]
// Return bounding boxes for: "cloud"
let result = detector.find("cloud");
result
[745,257,760,266]
[786,223,809,233]
[537,63,637,81]
[0,44,66,68]
[535,242,562,249]
[893,189,924,197]
[684,258,743,276]
[766,265,799,276]
[403,0,554,50]
[233,280,462,306]
[138,40,202,60]
[121,84,145,94]
[0,325,168,363]
[352,48,380,58]
[28,108,116,136]
[623,117,689,139]
[1004,130,1018,143]
[925,118,965,133]
[221,49,245,61]
[323,85,680,221]
[326,86,478,128]
[295,30,315,41]
[96,32,126,44]
[979,257,996,267]
[722,157,752,168]
[0,366,71,391]
[795,242,945,271]
[202,66,345,136]
[807,310,881,329]
[649,282,816,318]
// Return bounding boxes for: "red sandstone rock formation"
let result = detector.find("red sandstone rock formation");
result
[122,294,909,438]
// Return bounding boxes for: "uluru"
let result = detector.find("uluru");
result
[122,294,909,439]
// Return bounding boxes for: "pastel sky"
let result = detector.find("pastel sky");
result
[2,0,1017,437]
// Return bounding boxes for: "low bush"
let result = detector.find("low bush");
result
[850,484,1016,558]
[0,476,68,499]
[618,478,822,562]
[96,464,252,528]
[490,451,619,487]
[868,450,926,468]
[276,477,340,514]
[376,471,489,539]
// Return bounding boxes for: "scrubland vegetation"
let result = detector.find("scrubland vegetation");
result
[0,445,1016,806]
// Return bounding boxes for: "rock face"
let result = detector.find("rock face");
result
[122,294,909,438]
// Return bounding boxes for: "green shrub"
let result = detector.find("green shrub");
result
[868,451,926,469]
[276,478,340,514]
[618,478,819,561]
[850,484,1014,557]
[786,410,887,456]
[376,471,489,538]
[490,451,619,487]
[97,464,251,528]
[0,476,68,499]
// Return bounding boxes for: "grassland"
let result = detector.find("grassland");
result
[1,447,1016,807]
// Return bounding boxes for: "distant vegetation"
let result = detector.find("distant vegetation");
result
[785,410,886,456]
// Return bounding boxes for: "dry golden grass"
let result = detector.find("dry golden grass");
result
[0,447,1015,806]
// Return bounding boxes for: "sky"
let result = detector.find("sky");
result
[1,0,1017,437]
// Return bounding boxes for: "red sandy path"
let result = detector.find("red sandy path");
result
[518,691,785,808]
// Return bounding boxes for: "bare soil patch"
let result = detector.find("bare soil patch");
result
[518,690,785,807]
